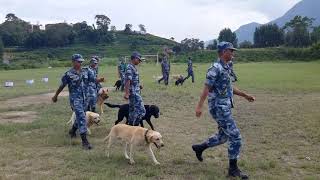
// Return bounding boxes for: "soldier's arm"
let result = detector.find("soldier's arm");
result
[233,87,255,102]
[52,74,67,102]
[124,66,132,100]
[124,80,130,100]
[195,85,210,118]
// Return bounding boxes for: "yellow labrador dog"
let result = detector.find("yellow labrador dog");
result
[104,124,164,165]
[97,87,109,114]
[67,111,101,135]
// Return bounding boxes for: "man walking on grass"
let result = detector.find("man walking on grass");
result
[52,54,104,150]
[192,42,255,179]
[124,51,146,126]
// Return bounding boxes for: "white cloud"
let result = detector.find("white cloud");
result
[0,0,300,41]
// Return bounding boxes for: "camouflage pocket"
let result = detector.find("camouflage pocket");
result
[217,105,231,117]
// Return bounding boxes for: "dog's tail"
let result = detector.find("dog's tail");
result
[67,112,75,125]
[104,102,121,108]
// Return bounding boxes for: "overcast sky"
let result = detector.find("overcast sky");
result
[0,0,301,41]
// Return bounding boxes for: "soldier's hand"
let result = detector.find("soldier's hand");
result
[52,96,58,103]
[124,94,129,100]
[245,95,255,102]
[195,106,202,118]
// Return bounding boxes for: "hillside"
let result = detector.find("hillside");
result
[235,0,320,43]
[1,31,177,69]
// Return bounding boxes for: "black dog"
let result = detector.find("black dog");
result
[175,76,185,86]
[114,80,122,91]
[105,102,160,130]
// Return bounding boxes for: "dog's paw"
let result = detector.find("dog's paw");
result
[129,160,135,165]
[154,161,160,165]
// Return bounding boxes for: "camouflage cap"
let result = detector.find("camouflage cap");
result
[71,54,84,62]
[90,58,98,64]
[131,51,142,61]
[217,42,237,52]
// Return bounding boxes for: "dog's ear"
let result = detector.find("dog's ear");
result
[147,132,155,143]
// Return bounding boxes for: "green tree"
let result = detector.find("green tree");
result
[45,23,74,47]
[180,38,204,51]
[110,25,116,31]
[24,31,47,49]
[284,15,314,47]
[95,14,111,31]
[0,37,4,60]
[138,24,146,33]
[0,13,31,46]
[218,28,238,47]
[311,26,320,44]
[207,39,218,50]
[5,13,19,22]
[239,40,253,48]
[124,24,133,33]
[254,24,284,47]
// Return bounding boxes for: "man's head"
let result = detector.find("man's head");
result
[71,54,84,69]
[217,42,237,62]
[119,57,125,63]
[91,55,100,62]
[130,51,142,65]
[90,58,98,68]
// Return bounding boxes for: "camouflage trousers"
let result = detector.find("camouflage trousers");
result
[206,104,242,160]
[128,93,146,126]
[87,87,98,112]
[120,73,125,91]
[71,97,88,134]
[159,72,169,85]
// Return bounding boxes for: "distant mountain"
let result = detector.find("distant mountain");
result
[235,0,320,43]
[234,22,261,43]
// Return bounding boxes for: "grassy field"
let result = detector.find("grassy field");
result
[0,61,320,179]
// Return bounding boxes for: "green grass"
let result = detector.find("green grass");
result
[0,61,320,179]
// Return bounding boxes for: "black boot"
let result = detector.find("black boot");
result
[91,107,96,113]
[68,125,77,138]
[228,159,249,179]
[80,133,93,150]
[191,142,209,162]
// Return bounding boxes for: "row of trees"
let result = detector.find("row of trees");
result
[207,15,320,49]
[253,16,319,48]
[207,28,238,50]
[0,13,148,49]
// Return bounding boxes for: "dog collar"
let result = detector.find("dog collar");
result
[144,129,149,143]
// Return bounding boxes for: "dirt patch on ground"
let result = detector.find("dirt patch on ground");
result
[0,91,69,110]
[0,111,38,124]
[0,91,68,124]
[0,87,115,123]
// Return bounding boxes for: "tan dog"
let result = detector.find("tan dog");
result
[67,111,101,135]
[97,87,109,114]
[171,74,182,80]
[104,124,164,165]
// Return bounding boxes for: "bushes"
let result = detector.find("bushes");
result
[173,47,320,63]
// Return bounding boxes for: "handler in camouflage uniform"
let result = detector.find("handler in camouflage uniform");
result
[87,57,99,112]
[183,57,194,83]
[158,56,170,85]
[124,51,146,126]
[192,42,255,179]
[52,54,104,150]
[118,57,127,91]
[91,55,102,92]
